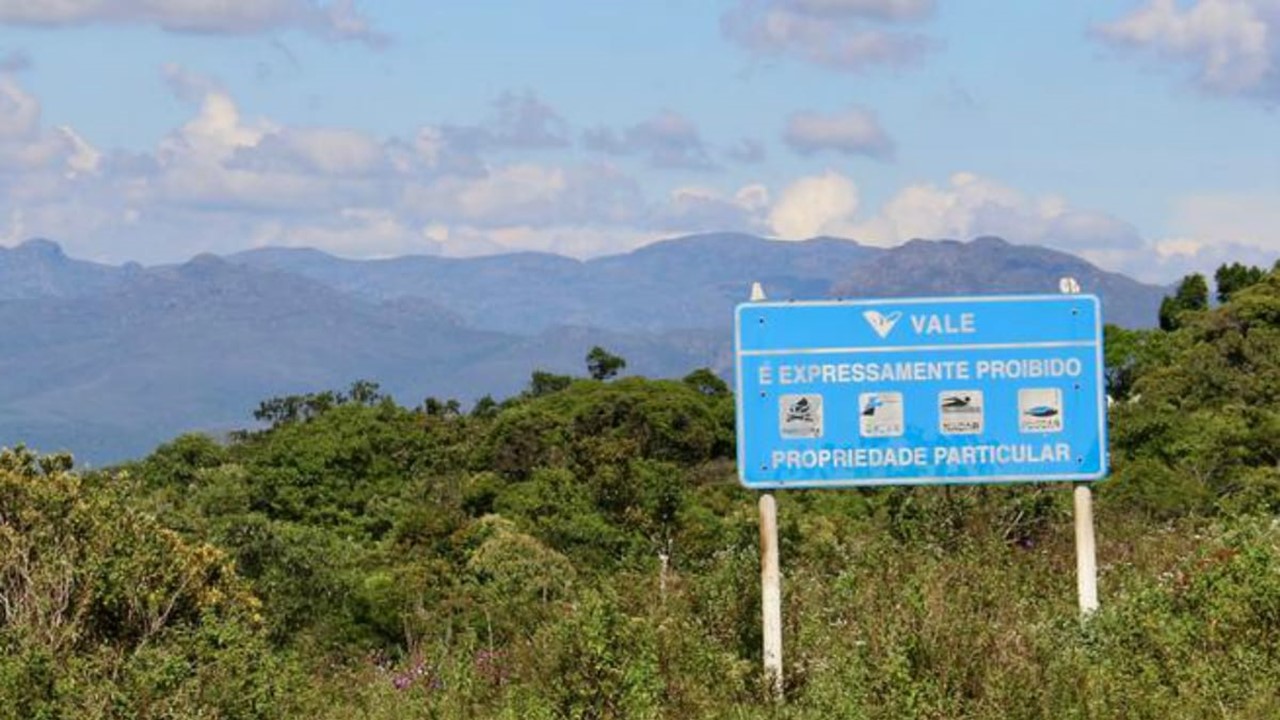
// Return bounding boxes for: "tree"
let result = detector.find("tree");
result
[345,379,383,405]
[1159,273,1209,331]
[529,370,573,397]
[471,394,500,418]
[586,346,626,381]
[422,396,461,418]
[1103,325,1142,400]
[254,394,307,425]
[682,367,730,397]
[253,386,372,427]
[1103,325,1169,401]
[1215,262,1268,303]
[1108,266,1280,516]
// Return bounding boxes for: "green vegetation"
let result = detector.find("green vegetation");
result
[586,346,628,381]
[1158,272,1209,331]
[1214,261,1274,304]
[4,264,1280,718]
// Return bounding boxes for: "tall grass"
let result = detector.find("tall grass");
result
[292,496,1280,719]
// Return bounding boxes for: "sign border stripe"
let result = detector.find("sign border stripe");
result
[741,339,1099,357]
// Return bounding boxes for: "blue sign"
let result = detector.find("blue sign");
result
[734,295,1107,488]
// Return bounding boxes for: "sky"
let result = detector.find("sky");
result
[0,0,1277,282]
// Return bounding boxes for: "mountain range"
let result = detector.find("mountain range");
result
[0,233,1168,463]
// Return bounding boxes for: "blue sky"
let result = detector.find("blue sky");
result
[0,0,1276,281]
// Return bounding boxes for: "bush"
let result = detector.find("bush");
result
[0,447,293,718]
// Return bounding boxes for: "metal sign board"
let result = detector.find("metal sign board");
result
[734,294,1107,488]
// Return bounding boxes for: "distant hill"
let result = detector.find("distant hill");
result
[0,233,1170,463]
[0,255,720,462]
[830,236,1162,328]
[229,233,1163,333]
[0,238,127,300]
[229,233,877,334]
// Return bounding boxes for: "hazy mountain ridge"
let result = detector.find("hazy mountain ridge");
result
[831,236,1161,328]
[230,233,1161,333]
[0,233,1169,462]
[0,238,129,300]
[0,253,722,462]
[230,233,878,334]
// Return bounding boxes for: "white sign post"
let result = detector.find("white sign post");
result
[1060,276,1100,617]
[751,281,784,701]
[1074,485,1099,615]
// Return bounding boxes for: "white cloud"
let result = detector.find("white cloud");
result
[161,62,224,103]
[1097,0,1280,99]
[836,171,1276,282]
[0,75,101,178]
[231,127,390,176]
[651,183,771,233]
[1172,190,1280,249]
[768,170,861,239]
[722,0,939,72]
[0,74,39,140]
[1,72,1273,282]
[1130,191,1280,279]
[583,110,716,170]
[846,172,1144,253]
[57,125,101,176]
[147,87,338,211]
[438,91,572,153]
[1145,236,1277,280]
[0,0,386,45]
[161,88,273,163]
[485,91,571,149]
[752,169,1197,279]
[251,207,441,257]
[321,0,382,45]
[409,126,484,177]
[401,162,643,228]
[784,105,895,159]
[407,164,573,225]
[0,74,666,261]
[786,0,934,20]
[724,137,767,164]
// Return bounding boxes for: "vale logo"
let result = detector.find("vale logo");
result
[862,310,903,339]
